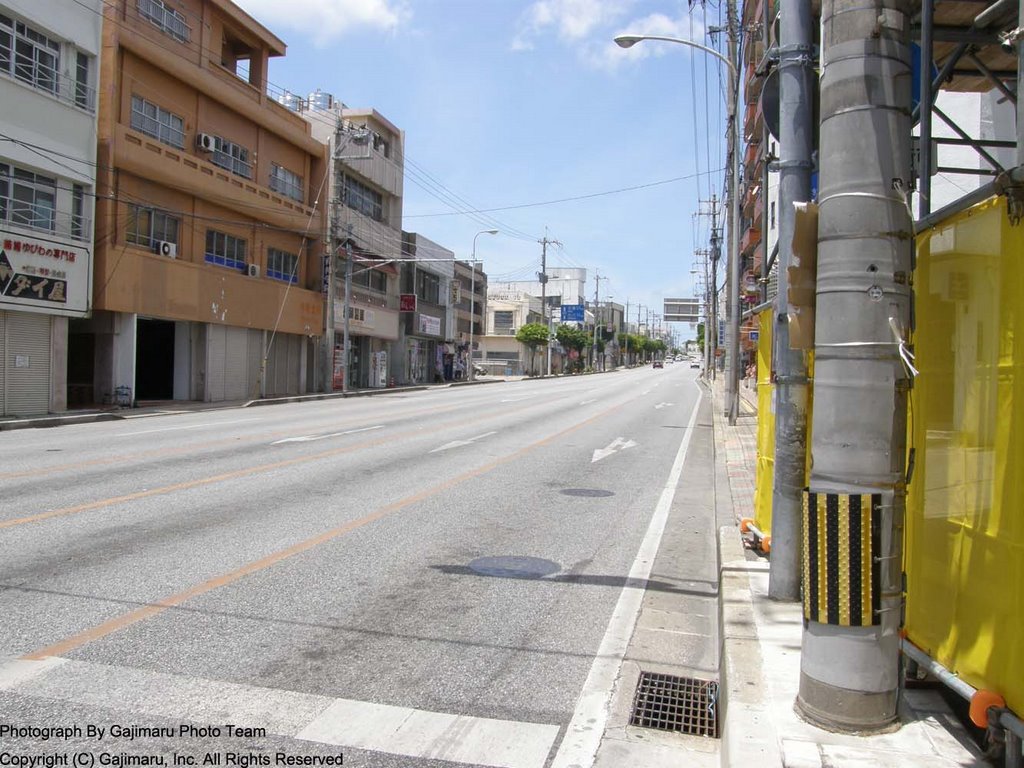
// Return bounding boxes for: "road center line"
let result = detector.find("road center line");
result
[112,418,258,437]
[21,398,629,661]
[550,381,704,768]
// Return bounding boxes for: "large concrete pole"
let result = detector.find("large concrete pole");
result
[725,0,742,424]
[768,0,815,601]
[797,0,913,730]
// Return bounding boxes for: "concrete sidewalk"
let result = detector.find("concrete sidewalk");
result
[711,376,987,767]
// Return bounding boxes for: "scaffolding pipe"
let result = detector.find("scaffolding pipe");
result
[919,0,934,218]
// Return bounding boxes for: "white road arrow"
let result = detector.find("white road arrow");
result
[430,431,498,454]
[654,402,675,410]
[579,399,597,405]
[591,437,638,463]
[272,425,383,445]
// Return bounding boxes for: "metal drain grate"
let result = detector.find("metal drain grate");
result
[629,672,719,737]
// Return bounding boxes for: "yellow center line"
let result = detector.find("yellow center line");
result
[21,398,626,661]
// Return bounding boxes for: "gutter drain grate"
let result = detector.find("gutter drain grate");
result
[629,672,719,737]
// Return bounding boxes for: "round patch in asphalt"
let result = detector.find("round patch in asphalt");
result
[468,556,561,579]
[560,488,615,497]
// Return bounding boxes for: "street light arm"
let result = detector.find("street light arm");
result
[613,34,737,76]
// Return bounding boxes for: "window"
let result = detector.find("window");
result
[267,247,297,283]
[0,14,59,96]
[0,163,56,233]
[131,95,185,149]
[415,269,439,304]
[75,52,91,110]
[493,311,514,333]
[770,201,776,229]
[71,185,85,240]
[270,164,304,203]
[341,174,383,222]
[353,265,388,294]
[205,229,247,270]
[137,0,190,43]
[211,136,252,179]
[126,204,180,249]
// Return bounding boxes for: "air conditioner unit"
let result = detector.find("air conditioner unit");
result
[246,263,260,278]
[153,240,177,258]
[196,133,215,152]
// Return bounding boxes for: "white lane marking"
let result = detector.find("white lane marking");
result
[299,698,558,768]
[500,396,530,402]
[552,383,703,768]
[430,431,498,454]
[641,390,652,395]
[590,437,638,463]
[0,656,557,768]
[271,425,383,445]
[654,402,675,410]
[114,418,257,436]
[579,399,597,405]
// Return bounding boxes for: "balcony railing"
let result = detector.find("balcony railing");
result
[0,55,96,113]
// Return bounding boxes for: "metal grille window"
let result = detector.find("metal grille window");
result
[205,229,247,271]
[137,0,191,43]
[267,247,297,283]
[493,311,515,333]
[269,163,303,203]
[0,163,56,233]
[75,52,90,110]
[126,204,180,249]
[0,14,59,96]
[131,95,185,149]
[352,265,387,293]
[341,174,383,222]
[71,184,85,240]
[212,136,252,179]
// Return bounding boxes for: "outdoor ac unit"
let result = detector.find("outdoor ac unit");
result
[153,240,177,258]
[196,133,215,152]
[247,263,260,278]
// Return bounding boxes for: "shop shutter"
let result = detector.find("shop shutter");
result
[5,311,51,416]
[0,312,5,414]
[223,326,250,401]
[265,332,301,396]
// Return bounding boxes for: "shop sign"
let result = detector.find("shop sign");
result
[418,314,441,336]
[400,294,417,312]
[0,232,90,314]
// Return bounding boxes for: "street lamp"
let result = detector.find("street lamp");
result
[468,229,498,381]
[614,32,742,424]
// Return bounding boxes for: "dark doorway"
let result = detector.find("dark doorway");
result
[136,319,175,400]
[67,326,95,408]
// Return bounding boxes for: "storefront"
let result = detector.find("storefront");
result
[403,311,446,384]
[333,297,399,389]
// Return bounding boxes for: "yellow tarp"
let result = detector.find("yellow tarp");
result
[907,196,1024,713]
[755,309,774,533]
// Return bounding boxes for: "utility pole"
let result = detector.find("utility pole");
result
[798,0,912,731]
[723,0,743,425]
[341,231,353,395]
[697,195,721,380]
[592,273,608,369]
[538,230,561,376]
[624,298,630,366]
[769,0,816,603]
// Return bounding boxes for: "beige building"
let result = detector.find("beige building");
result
[81,0,327,405]
[479,290,545,376]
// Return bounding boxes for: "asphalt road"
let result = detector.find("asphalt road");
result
[0,364,714,768]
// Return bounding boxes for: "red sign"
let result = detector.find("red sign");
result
[399,294,417,312]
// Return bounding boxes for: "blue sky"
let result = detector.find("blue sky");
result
[236,0,733,339]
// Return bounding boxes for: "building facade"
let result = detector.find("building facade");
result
[299,95,403,390]
[452,259,487,374]
[85,0,326,405]
[400,232,453,384]
[0,0,102,415]
[479,289,545,376]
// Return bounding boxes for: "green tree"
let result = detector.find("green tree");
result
[556,324,590,373]
[516,322,551,375]
[696,322,705,354]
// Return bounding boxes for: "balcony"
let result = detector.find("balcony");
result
[741,225,762,256]
[743,102,764,142]
[115,124,318,231]
[0,52,96,113]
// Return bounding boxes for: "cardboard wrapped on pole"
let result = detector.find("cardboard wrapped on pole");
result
[787,201,819,350]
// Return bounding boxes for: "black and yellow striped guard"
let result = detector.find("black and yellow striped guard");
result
[802,491,881,627]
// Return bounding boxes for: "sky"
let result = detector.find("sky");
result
[235,0,734,340]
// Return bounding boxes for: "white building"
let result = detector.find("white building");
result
[489,267,588,325]
[0,0,101,415]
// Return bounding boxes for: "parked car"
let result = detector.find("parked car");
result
[690,360,700,368]
[653,360,664,369]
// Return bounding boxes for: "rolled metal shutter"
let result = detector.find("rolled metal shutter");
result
[5,311,51,416]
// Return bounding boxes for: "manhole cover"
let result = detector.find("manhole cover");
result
[467,556,560,579]
[629,672,719,737]
[559,489,614,498]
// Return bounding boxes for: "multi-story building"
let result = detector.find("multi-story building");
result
[84,0,326,405]
[479,289,544,376]
[452,258,487,374]
[400,232,454,384]
[0,0,102,415]
[299,93,403,390]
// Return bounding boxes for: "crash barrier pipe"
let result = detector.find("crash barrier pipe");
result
[901,637,1024,767]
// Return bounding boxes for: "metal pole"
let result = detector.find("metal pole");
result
[468,262,476,382]
[769,0,816,602]
[798,0,913,731]
[1019,0,1023,168]
[919,0,934,218]
[342,240,352,395]
[726,0,742,425]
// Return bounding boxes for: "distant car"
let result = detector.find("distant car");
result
[690,361,700,368]
[665,358,674,364]
[653,360,664,369]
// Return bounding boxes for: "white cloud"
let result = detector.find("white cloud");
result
[512,0,635,51]
[235,0,409,46]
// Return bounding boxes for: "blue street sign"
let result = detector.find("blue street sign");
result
[749,330,760,342]
[561,304,585,322]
